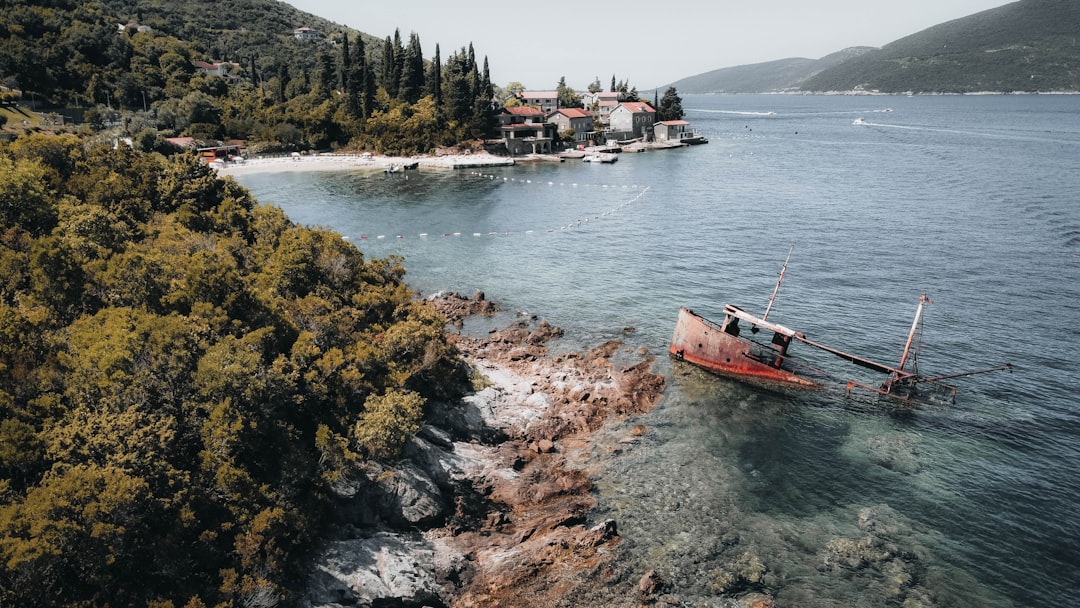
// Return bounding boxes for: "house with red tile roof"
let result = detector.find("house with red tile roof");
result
[498,106,557,155]
[608,101,656,139]
[547,108,594,144]
[194,61,240,78]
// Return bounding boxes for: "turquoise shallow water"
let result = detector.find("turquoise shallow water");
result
[236,94,1080,606]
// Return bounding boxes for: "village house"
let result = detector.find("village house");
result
[654,120,708,145]
[584,91,623,117]
[498,106,556,155]
[117,22,152,34]
[293,27,326,42]
[547,107,594,145]
[608,101,656,140]
[194,61,240,78]
[518,91,559,113]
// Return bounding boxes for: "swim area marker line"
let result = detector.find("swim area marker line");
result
[346,171,651,243]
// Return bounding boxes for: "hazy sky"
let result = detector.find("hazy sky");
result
[283,0,1015,90]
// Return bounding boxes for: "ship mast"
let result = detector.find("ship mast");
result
[762,244,794,322]
[898,294,932,372]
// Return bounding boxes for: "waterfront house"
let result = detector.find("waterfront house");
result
[654,120,708,145]
[608,101,656,139]
[547,108,594,145]
[498,106,556,155]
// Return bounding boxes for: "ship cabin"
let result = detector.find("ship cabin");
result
[720,304,798,366]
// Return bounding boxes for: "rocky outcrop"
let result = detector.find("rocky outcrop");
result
[426,290,500,327]
[304,295,666,608]
[307,533,441,608]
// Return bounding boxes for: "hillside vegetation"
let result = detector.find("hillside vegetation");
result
[802,0,1080,93]
[0,135,468,606]
[0,0,498,154]
[669,0,1080,94]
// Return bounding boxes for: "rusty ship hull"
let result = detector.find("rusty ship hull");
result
[669,306,826,390]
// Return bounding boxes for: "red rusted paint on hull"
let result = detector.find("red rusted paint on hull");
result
[669,307,822,389]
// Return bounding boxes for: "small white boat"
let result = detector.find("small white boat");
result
[853,117,868,126]
[583,153,618,163]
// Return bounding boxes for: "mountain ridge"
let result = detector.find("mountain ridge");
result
[666,0,1080,94]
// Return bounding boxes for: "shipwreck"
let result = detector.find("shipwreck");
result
[669,253,1011,405]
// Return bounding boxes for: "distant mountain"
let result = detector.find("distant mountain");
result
[803,0,1080,93]
[667,48,872,94]
[668,0,1080,94]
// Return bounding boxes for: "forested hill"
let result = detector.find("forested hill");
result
[0,136,469,605]
[1,0,499,155]
[97,0,386,75]
[1,0,377,106]
[669,0,1080,94]
[801,0,1080,93]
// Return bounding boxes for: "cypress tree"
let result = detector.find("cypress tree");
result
[346,34,366,118]
[441,47,473,127]
[380,36,396,96]
[426,43,442,107]
[340,32,351,92]
[314,51,336,100]
[399,32,425,104]
[277,63,288,102]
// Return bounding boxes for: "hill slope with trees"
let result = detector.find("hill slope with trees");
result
[0,0,497,154]
[0,135,469,606]
[801,0,1080,93]
[667,0,1079,94]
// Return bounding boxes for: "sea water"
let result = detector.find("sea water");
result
[235,94,1080,607]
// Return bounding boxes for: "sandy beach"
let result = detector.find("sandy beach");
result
[214,151,516,175]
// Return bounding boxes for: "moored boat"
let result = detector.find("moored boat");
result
[583,153,618,163]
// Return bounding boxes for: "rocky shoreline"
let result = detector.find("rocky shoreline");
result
[302,292,668,607]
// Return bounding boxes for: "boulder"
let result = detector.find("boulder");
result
[306,533,444,608]
[375,462,449,527]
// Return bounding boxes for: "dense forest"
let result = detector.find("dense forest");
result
[0,134,470,606]
[0,0,498,154]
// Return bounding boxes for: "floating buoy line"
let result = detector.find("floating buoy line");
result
[344,170,651,244]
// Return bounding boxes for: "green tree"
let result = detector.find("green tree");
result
[313,50,337,101]
[0,463,153,606]
[426,43,442,107]
[352,389,425,459]
[399,32,425,104]
[0,156,57,237]
[657,86,685,121]
[503,80,525,104]
[556,75,582,108]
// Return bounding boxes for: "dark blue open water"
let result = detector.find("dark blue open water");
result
[235,94,1080,607]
